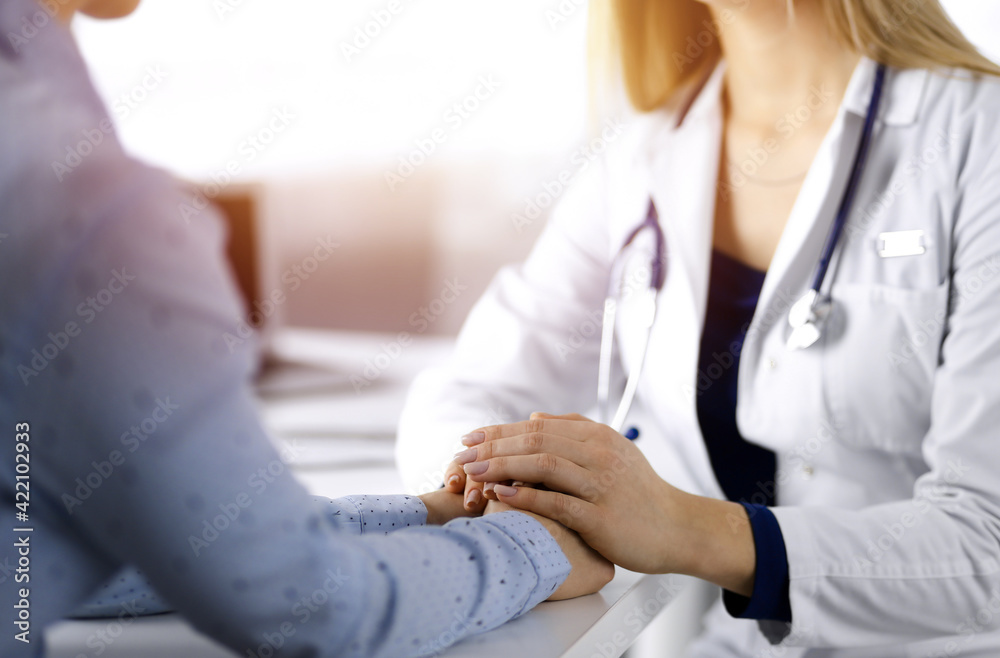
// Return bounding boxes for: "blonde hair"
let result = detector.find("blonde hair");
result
[592,0,1000,113]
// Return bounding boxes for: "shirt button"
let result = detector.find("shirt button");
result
[768,358,778,370]
[802,464,815,478]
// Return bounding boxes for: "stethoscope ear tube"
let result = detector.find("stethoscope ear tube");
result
[786,63,888,351]
[598,201,667,433]
[609,288,658,432]
[596,297,618,426]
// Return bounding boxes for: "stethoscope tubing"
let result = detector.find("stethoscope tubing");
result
[598,63,888,433]
[809,64,888,293]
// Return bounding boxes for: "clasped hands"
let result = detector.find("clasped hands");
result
[421,412,695,602]
[420,412,758,600]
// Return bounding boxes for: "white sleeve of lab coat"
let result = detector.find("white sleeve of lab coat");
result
[396,158,614,493]
[770,137,1000,647]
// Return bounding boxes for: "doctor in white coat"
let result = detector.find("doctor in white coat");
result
[398,0,1000,655]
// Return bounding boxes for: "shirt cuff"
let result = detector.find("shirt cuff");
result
[723,502,792,622]
[477,511,571,617]
[319,494,427,535]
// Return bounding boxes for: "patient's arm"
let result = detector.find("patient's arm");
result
[319,489,474,534]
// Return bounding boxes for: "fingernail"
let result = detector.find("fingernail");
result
[446,474,461,487]
[461,431,486,446]
[484,482,496,493]
[494,484,517,497]
[453,448,477,465]
[466,488,482,506]
[463,461,489,476]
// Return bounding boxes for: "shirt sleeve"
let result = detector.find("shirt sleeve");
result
[722,503,792,623]
[73,493,430,617]
[332,494,428,534]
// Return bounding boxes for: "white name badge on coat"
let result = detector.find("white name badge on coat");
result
[877,229,926,258]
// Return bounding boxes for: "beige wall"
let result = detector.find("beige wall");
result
[255,155,558,336]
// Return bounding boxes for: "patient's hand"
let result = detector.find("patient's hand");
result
[484,500,615,600]
[418,489,479,525]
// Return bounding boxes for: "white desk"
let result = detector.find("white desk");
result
[44,329,684,658]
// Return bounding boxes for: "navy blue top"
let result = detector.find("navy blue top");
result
[696,249,792,623]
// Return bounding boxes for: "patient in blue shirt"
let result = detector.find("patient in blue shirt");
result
[0,1,612,656]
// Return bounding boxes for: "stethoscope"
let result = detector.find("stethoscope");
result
[597,64,888,435]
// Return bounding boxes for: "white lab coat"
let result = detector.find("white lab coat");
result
[397,58,1000,656]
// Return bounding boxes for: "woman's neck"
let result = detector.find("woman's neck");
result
[711,1,859,131]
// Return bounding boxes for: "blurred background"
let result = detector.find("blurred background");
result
[72,0,1000,338]
[73,0,594,337]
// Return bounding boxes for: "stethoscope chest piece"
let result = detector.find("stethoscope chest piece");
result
[786,289,833,351]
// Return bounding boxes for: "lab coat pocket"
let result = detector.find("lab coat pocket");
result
[823,281,950,452]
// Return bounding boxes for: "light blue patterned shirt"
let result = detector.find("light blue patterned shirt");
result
[0,1,570,656]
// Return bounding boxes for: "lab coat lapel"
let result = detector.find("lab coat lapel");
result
[630,69,726,498]
[648,70,725,337]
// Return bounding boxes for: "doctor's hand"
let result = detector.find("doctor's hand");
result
[483,498,614,600]
[458,413,757,596]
